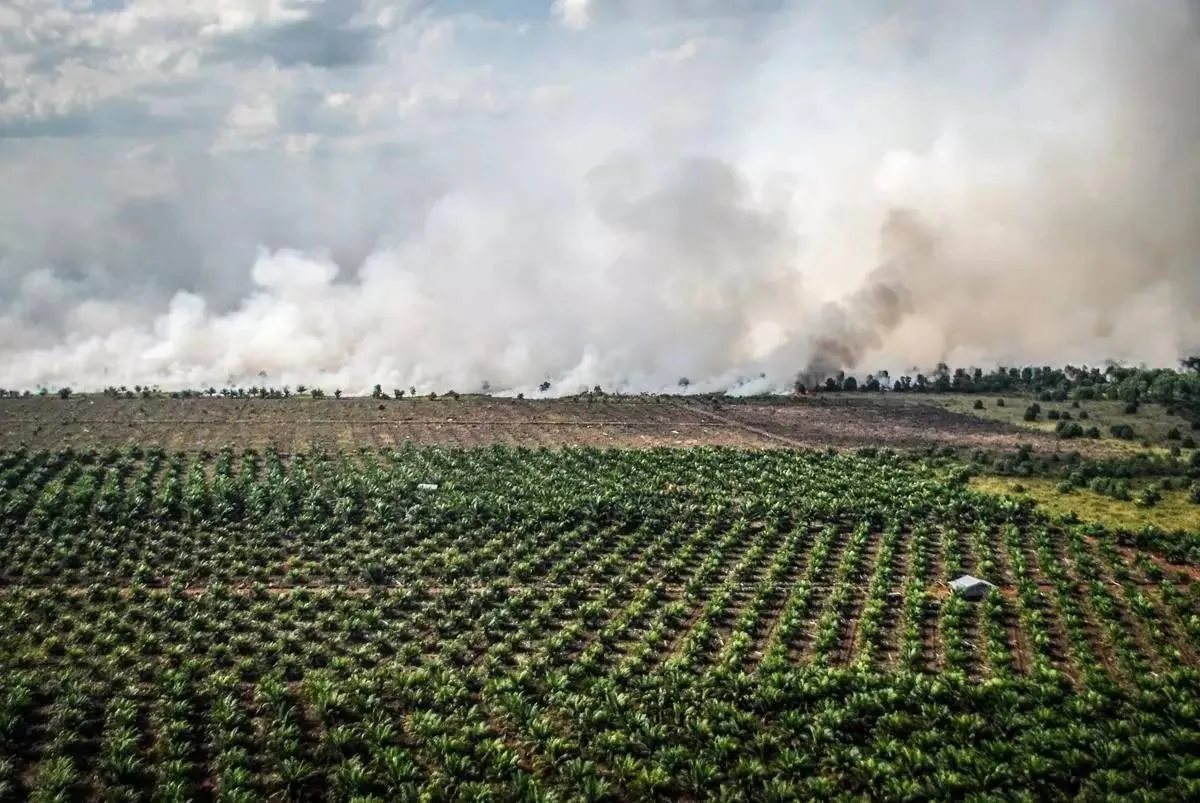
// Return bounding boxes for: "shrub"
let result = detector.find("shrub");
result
[1182,436,1197,449]
[973,399,984,410]
[1048,410,1061,421]
[57,387,72,399]
[996,398,1005,407]
[1078,411,1089,420]
[1056,422,1084,439]
[1124,402,1139,415]
[1110,424,1136,440]
[1023,404,1041,422]
[1071,400,1080,408]
[1166,427,1181,440]
[1061,411,1072,421]
[1191,483,1200,504]
[1135,484,1163,508]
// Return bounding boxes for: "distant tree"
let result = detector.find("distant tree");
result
[865,377,881,392]
[540,381,552,393]
[842,376,857,392]
[1181,356,1200,373]
[57,387,71,399]
[824,377,839,392]
[394,389,404,399]
[334,389,343,399]
[371,384,384,399]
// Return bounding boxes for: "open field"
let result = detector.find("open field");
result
[0,393,1106,454]
[0,444,1198,799]
[972,475,1200,535]
[918,393,1200,452]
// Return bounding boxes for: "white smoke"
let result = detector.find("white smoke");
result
[1,1,1198,394]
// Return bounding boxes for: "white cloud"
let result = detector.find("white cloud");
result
[553,0,592,30]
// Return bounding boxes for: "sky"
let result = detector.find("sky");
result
[1,0,1198,394]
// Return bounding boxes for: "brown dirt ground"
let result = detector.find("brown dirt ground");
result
[0,394,1087,453]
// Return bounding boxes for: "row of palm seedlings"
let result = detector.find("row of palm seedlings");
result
[0,445,1198,799]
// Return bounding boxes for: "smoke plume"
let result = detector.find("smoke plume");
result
[0,1,1198,394]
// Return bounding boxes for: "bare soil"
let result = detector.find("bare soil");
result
[0,394,1079,453]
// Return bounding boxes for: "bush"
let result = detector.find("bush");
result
[1191,483,1200,504]
[996,398,1005,407]
[1023,404,1041,422]
[1110,424,1136,440]
[1078,410,1089,420]
[1056,421,1084,439]
[1182,436,1197,449]
[1048,410,1061,421]
[1124,402,1139,415]
[1061,411,1072,421]
[973,399,984,410]
[1084,426,1101,439]
[1166,427,1181,440]
[57,387,72,399]
[1071,400,1080,408]
[1136,483,1163,508]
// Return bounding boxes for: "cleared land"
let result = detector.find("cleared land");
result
[0,393,1092,453]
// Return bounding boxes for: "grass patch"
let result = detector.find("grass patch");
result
[971,475,1200,533]
[926,394,1197,451]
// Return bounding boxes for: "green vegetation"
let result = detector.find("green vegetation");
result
[972,475,1200,535]
[0,444,1198,799]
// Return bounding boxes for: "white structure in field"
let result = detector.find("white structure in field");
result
[949,575,995,600]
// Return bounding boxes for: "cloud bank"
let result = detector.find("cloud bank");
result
[0,0,1198,394]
